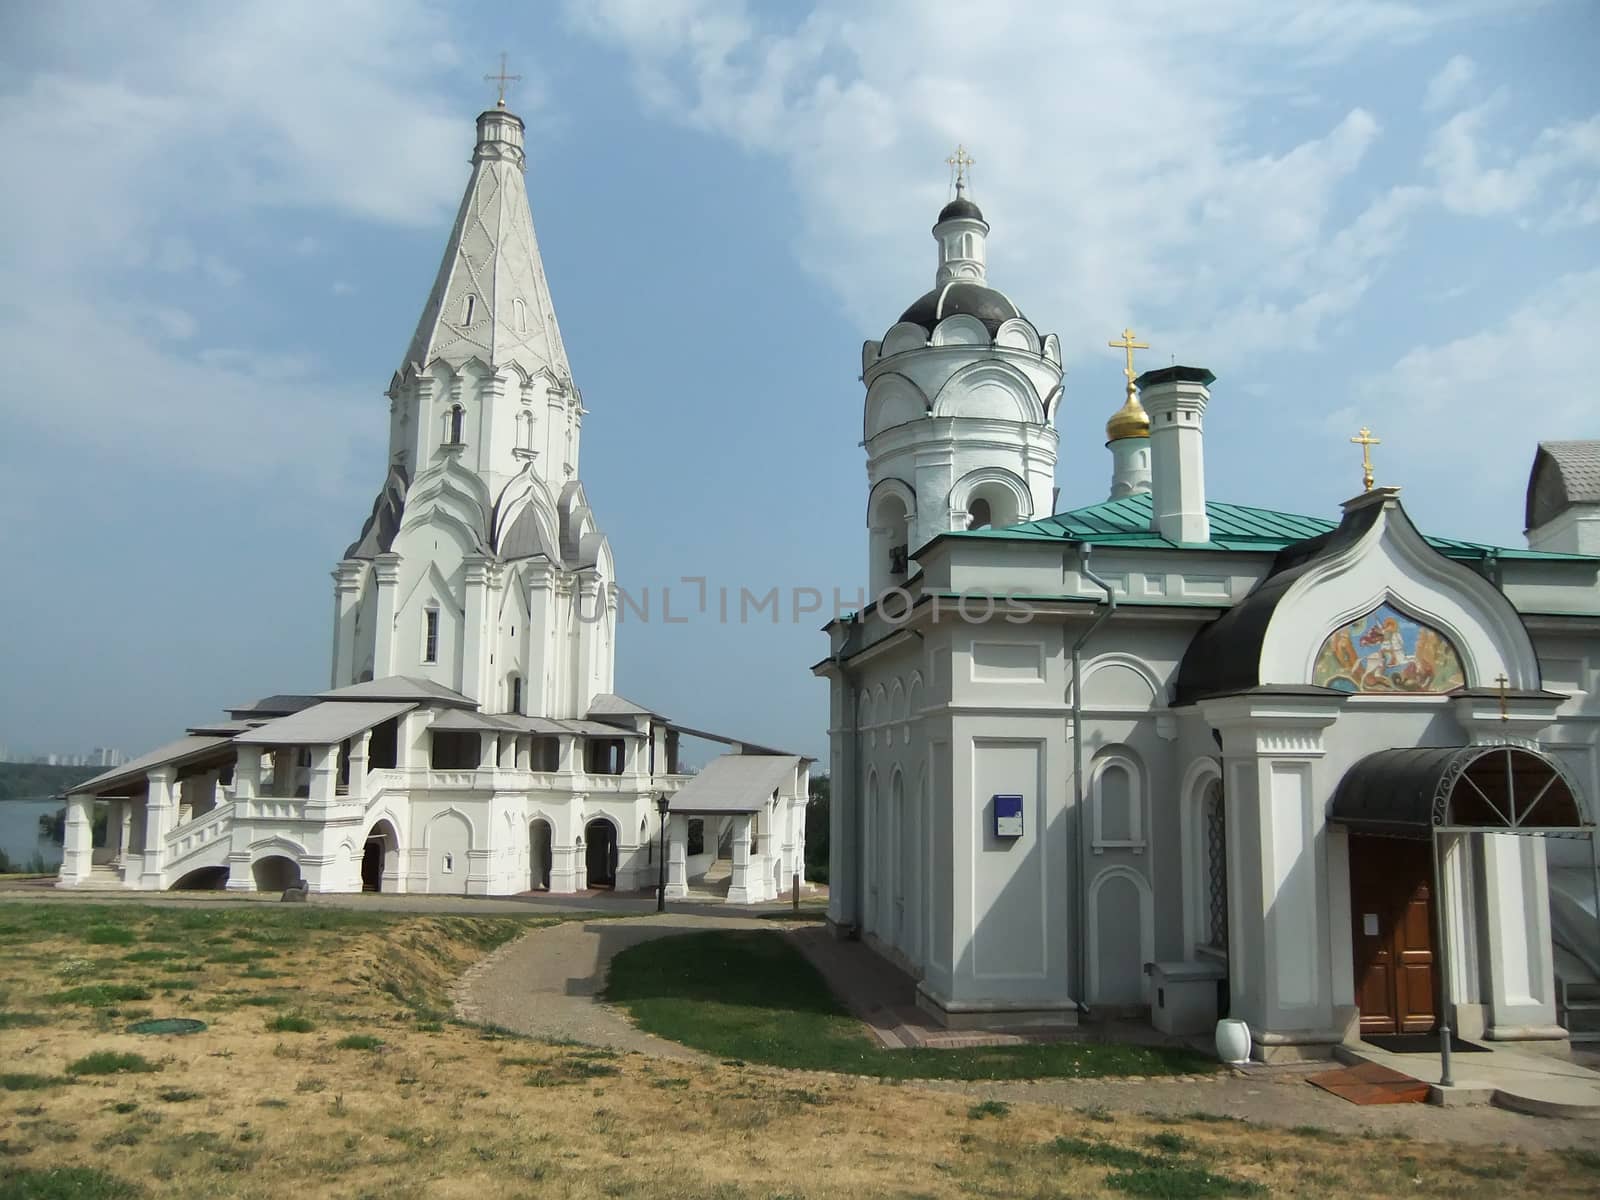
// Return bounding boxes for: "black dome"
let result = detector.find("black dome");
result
[937,195,985,223]
[898,282,1026,335]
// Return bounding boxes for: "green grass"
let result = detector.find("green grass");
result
[65,1052,160,1077]
[967,1099,1009,1119]
[0,1012,51,1030]
[43,985,152,1009]
[81,926,136,947]
[120,950,181,964]
[602,930,1215,1081]
[0,1166,142,1198]
[334,1034,383,1051]
[266,1014,315,1034]
[1105,1165,1263,1197]
[0,1074,69,1092]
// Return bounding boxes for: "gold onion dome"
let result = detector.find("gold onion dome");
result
[1105,392,1150,441]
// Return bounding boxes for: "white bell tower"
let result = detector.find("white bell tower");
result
[860,151,1062,598]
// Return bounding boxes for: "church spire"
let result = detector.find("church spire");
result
[933,145,989,285]
[400,100,571,386]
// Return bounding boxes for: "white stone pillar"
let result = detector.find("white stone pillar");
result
[372,553,402,678]
[59,793,95,884]
[330,560,365,688]
[307,746,338,806]
[726,812,755,904]
[523,562,553,717]
[556,734,577,776]
[665,813,689,899]
[234,747,261,809]
[141,768,177,889]
[115,801,133,869]
[1200,693,1344,1061]
[575,571,602,713]
[1478,832,1563,1043]
[461,555,492,702]
[347,731,370,800]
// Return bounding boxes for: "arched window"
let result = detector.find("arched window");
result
[962,232,974,258]
[968,497,992,529]
[1091,754,1145,853]
[461,294,477,325]
[509,674,523,715]
[517,409,534,450]
[513,298,527,332]
[1203,780,1228,952]
[423,606,440,663]
[446,404,464,445]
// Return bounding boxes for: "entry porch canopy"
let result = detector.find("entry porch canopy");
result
[1329,743,1597,1088]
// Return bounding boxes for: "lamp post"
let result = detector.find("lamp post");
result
[655,793,670,913]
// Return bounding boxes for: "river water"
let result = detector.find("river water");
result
[0,799,65,871]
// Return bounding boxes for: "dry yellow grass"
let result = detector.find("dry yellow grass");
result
[0,903,1594,1199]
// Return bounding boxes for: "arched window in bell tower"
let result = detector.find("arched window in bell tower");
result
[445,404,465,445]
[968,497,992,529]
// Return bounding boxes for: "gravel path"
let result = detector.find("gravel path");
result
[452,913,775,1062]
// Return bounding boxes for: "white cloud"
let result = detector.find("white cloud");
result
[569,0,1448,365]
[1426,98,1600,221]
[1335,268,1600,529]
[1424,55,1476,112]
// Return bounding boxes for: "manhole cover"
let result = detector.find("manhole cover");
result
[126,1018,208,1036]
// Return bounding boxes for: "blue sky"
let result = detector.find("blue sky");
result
[1,0,1596,763]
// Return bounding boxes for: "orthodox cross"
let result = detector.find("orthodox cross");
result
[485,53,521,108]
[946,144,976,191]
[1495,673,1510,722]
[1350,426,1381,492]
[1108,327,1149,390]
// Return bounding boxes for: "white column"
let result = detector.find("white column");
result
[225,749,258,892]
[307,746,338,806]
[141,768,177,889]
[372,553,402,678]
[726,812,756,904]
[115,801,133,870]
[575,571,602,713]
[665,813,689,899]
[59,793,95,884]
[462,556,493,702]
[1200,693,1344,1061]
[348,732,370,800]
[1478,833,1563,1042]
[523,563,553,716]
[330,561,365,687]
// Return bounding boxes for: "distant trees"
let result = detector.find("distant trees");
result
[806,773,830,884]
[0,763,100,802]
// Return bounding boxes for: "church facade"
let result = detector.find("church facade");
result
[818,184,1600,1058]
[57,102,809,901]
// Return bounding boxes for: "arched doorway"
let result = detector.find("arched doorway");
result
[584,817,617,889]
[529,819,553,891]
[170,866,228,891]
[362,820,399,893]
[252,855,300,892]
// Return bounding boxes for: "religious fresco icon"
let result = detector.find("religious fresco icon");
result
[1312,603,1467,694]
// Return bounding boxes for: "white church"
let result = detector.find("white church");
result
[57,100,809,903]
[817,173,1600,1059]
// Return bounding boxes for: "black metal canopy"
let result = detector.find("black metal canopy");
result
[1330,744,1588,837]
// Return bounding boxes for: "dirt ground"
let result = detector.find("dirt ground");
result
[1,900,1597,1199]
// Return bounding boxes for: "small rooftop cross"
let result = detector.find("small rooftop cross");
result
[1495,673,1510,722]
[1350,425,1381,492]
[485,53,521,108]
[946,144,976,192]
[1108,327,1149,389]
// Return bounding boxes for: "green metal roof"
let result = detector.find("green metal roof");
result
[945,493,1596,563]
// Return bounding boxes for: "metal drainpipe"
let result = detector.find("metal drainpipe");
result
[1069,543,1118,1015]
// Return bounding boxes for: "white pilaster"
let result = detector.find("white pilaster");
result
[59,793,95,884]
[372,553,402,677]
[330,561,365,688]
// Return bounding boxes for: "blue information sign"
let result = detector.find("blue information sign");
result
[993,794,1024,838]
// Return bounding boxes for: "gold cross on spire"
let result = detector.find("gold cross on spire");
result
[946,144,976,192]
[485,53,521,108]
[1350,426,1381,492]
[1108,327,1149,391]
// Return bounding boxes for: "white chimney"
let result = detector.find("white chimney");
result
[1137,366,1214,544]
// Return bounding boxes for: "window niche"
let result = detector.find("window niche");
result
[1090,755,1145,854]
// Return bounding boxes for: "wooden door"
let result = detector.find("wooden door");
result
[1349,835,1437,1036]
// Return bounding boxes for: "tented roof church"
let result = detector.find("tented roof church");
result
[56,100,809,905]
[816,168,1600,1058]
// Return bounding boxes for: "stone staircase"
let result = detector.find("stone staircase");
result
[1560,980,1600,1044]
[71,865,129,891]
[687,857,732,899]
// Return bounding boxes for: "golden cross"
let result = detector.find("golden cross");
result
[1350,426,1381,492]
[1108,327,1149,388]
[945,144,976,190]
[485,53,521,108]
[1495,673,1510,722]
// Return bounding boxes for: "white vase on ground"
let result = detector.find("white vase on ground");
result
[1215,1018,1251,1064]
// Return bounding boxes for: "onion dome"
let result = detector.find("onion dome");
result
[938,195,985,223]
[898,281,1026,335]
[1105,392,1151,442]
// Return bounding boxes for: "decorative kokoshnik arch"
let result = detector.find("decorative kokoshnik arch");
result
[1330,743,1598,1089]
